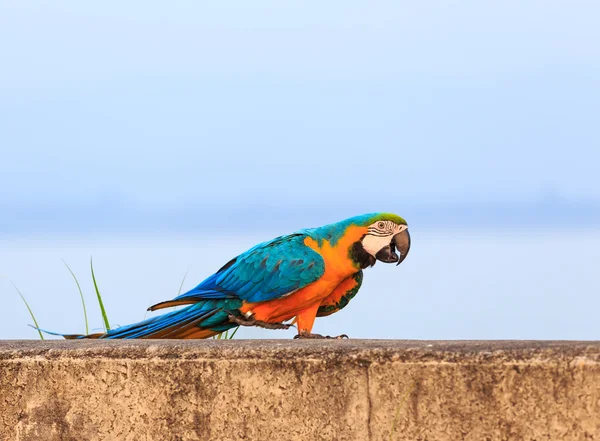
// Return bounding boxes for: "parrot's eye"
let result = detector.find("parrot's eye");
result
[377,222,385,229]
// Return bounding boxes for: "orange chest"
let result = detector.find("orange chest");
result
[300,225,369,301]
[304,240,356,284]
[241,226,368,322]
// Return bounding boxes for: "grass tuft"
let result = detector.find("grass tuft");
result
[214,326,240,340]
[62,260,89,335]
[12,282,44,340]
[17,259,238,341]
[90,257,111,332]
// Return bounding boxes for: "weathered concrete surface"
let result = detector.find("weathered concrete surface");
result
[0,340,598,441]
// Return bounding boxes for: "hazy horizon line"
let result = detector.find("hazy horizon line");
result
[1,196,598,233]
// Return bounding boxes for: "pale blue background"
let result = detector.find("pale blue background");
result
[0,1,598,339]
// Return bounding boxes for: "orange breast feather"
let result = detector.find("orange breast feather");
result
[241,225,367,323]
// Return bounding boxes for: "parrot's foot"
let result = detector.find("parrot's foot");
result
[294,331,349,340]
[226,312,292,330]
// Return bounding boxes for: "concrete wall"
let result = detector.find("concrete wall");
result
[0,340,598,441]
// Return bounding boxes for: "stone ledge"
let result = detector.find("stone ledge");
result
[1,340,599,440]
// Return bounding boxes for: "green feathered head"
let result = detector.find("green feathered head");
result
[350,212,408,227]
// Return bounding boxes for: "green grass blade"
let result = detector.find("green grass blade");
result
[62,260,89,335]
[143,267,189,321]
[90,257,110,331]
[177,269,189,296]
[12,282,44,340]
[228,326,239,339]
[212,326,239,340]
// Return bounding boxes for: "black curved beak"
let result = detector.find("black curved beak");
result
[374,229,411,265]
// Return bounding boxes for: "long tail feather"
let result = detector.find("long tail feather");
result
[29,325,102,339]
[32,298,242,340]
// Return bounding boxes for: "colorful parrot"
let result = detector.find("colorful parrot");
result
[50,213,410,339]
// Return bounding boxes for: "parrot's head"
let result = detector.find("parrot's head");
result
[349,213,411,268]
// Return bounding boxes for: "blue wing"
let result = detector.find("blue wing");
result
[38,233,325,339]
[150,233,325,310]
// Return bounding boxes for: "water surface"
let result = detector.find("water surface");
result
[1,229,598,340]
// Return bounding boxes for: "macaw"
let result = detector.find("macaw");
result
[56,213,410,339]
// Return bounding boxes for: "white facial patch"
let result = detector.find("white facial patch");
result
[362,222,407,257]
[361,234,394,256]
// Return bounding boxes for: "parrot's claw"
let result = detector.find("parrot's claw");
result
[294,331,349,339]
[226,312,291,330]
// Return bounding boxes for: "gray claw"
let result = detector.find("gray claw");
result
[294,331,349,339]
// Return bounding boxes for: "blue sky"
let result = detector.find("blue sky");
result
[1,1,599,231]
[1,2,599,341]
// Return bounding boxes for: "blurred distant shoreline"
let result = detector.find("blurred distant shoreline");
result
[1,196,598,233]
